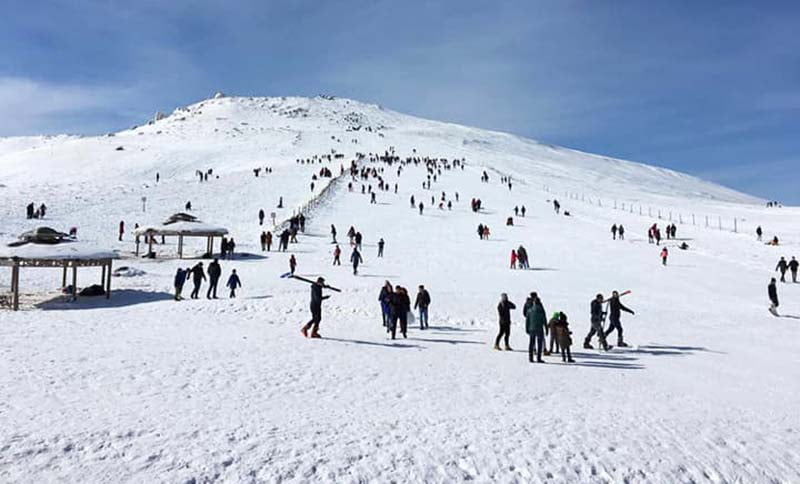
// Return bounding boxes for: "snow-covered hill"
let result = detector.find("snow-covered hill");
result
[0,95,760,204]
[1,95,798,483]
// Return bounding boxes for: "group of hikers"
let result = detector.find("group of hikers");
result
[509,245,530,269]
[377,282,431,339]
[494,290,634,364]
[174,259,241,300]
[25,202,47,219]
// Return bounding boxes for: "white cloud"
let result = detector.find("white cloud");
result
[0,77,137,136]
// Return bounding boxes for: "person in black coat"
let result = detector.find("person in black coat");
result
[302,277,331,338]
[495,293,516,351]
[389,286,411,339]
[584,294,610,350]
[603,291,634,347]
[206,259,222,299]
[189,262,205,299]
[414,285,431,329]
[776,257,788,282]
[768,278,779,314]
[790,257,799,283]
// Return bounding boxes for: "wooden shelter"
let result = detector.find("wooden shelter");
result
[0,234,118,311]
[133,214,229,259]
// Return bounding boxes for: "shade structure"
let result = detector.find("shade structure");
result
[0,239,118,311]
[133,216,229,259]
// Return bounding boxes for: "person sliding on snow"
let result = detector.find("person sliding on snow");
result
[584,294,610,350]
[604,291,634,347]
[301,277,330,338]
[494,293,516,351]
[525,292,547,363]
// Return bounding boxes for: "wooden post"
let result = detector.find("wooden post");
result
[62,265,67,288]
[11,263,19,311]
[178,235,184,259]
[71,265,77,302]
[148,236,153,257]
[135,236,140,256]
[101,264,106,285]
[106,261,112,299]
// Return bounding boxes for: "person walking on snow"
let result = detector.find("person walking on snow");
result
[289,254,297,275]
[379,281,393,328]
[260,231,268,251]
[604,291,634,347]
[584,294,610,350]
[618,225,625,240]
[350,247,364,275]
[258,209,265,225]
[789,256,799,283]
[331,224,337,243]
[377,238,385,258]
[756,226,763,241]
[301,277,331,338]
[226,269,241,298]
[414,285,431,329]
[206,258,222,299]
[495,293,516,351]
[525,292,547,363]
[510,249,517,269]
[552,312,575,363]
[768,278,779,315]
[390,286,410,339]
[611,224,618,240]
[118,221,125,241]
[189,262,206,299]
[333,244,342,265]
[174,268,187,300]
[660,247,669,266]
[776,256,788,282]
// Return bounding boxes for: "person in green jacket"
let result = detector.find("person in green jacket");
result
[525,292,548,363]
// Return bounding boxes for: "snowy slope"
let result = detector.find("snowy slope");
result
[1,95,799,483]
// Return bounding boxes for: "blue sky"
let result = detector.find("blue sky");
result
[1,0,798,203]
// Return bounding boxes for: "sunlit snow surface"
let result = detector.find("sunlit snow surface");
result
[1,96,798,483]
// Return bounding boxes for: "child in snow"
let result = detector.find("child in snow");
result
[227,269,241,298]
[552,312,575,363]
[660,247,669,265]
[510,250,517,269]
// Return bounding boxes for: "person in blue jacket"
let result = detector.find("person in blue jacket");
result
[227,269,241,298]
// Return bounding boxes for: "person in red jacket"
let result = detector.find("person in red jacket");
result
[510,249,517,269]
[660,247,669,265]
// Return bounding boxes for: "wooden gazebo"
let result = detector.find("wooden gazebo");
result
[0,234,118,311]
[133,213,229,259]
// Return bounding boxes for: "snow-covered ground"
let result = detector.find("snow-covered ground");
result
[1,96,799,483]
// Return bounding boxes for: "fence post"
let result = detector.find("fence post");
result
[692,214,695,225]
[639,206,642,215]
[658,209,662,219]
[734,218,738,233]
[614,199,617,209]
[679,214,683,224]
[649,207,652,217]
[705,215,709,228]
[669,211,672,221]
[718,216,722,230]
